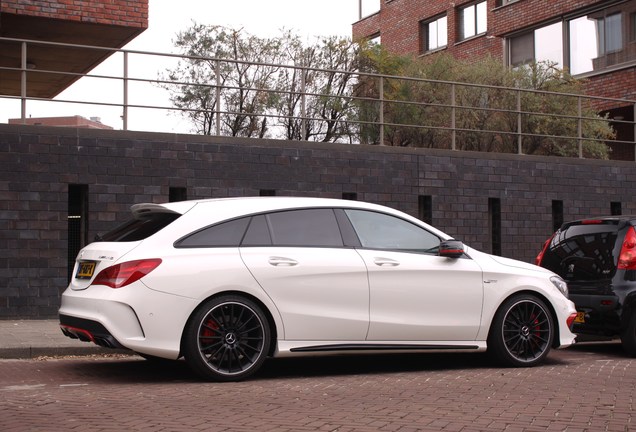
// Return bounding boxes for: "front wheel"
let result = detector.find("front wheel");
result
[488,294,554,367]
[183,295,271,381]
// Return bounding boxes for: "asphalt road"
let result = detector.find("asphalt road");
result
[0,342,633,432]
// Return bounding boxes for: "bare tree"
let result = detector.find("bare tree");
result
[163,25,359,143]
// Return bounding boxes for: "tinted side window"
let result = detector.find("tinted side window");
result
[242,215,272,246]
[177,217,250,248]
[266,209,344,247]
[99,213,180,242]
[345,209,440,253]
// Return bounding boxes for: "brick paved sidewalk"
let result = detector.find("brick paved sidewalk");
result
[0,319,117,358]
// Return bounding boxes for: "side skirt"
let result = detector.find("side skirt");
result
[290,343,480,353]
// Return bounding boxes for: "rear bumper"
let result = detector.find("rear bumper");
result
[59,315,127,350]
[569,293,621,337]
[59,282,198,360]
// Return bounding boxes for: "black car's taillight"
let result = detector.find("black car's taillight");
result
[535,234,555,266]
[618,227,636,270]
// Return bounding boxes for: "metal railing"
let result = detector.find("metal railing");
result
[1,36,635,159]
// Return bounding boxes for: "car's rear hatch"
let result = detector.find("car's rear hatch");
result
[539,219,621,294]
[69,204,182,291]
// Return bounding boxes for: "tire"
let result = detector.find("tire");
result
[488,294,554,367]
[183,295,271,381]
[620,312,636,357]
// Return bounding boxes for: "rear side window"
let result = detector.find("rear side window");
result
[541,223,618,281]
[177,217,250,248]
[266,209,344,247]
[99,213,180,242]
[178,209,345,248]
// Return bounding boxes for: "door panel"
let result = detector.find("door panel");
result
[357,249,484,341]
[240,247,369,341]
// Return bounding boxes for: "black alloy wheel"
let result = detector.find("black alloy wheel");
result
[489,294,554,367]
[184,295,270,381]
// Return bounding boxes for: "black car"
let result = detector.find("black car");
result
[536,216,636,355]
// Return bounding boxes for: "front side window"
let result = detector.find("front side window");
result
[460,1,487,40]
[345,210,440,253]
[422,15,448,52]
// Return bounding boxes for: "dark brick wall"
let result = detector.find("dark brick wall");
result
[1,124,636,319]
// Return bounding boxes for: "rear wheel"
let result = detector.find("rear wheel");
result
[488,294,554,367]
[183,295,270,381]
[620,312,636,356]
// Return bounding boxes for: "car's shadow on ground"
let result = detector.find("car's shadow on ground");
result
[59,351,513,384]
[59,341,632,384]
[257,352,495,380]
[567,339,628,357]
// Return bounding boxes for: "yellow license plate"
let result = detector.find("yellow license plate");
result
[574,311,585,323]
[76,262,96,279]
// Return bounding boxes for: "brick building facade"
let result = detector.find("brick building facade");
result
[0,0,147,27]
[353,0,636,160]
[0,0,148,98]
[2,124,635,318]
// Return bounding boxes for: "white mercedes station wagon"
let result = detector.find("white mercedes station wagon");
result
[60,197,577,381]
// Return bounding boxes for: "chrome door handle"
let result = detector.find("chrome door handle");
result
[268,257,299,267]
[373,258,400,267]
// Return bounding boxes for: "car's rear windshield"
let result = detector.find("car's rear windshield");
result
[541,221,619,281]
[98,212,180,242]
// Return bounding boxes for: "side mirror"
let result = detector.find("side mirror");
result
[439,239,465,258]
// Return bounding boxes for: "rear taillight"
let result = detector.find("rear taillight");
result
[617,227,636,270]
[92,259,162,289]
[535,234,555,266]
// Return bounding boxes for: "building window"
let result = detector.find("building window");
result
[342,192,358,201]
[259,189,276,196]
[488,198,501,256]
[509,2,636,76]
[68,184,89,281]
[552,200,564,233]
[169,187,187,202]
[421,15,448,52]
[569,10,624,75]
[460,1,487,40]
[418,195,433,225]
[367,33,381,45]
[509,22,563,68]
[611,201,622,216]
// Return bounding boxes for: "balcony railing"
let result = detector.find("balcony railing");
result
[1,36,635,160]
